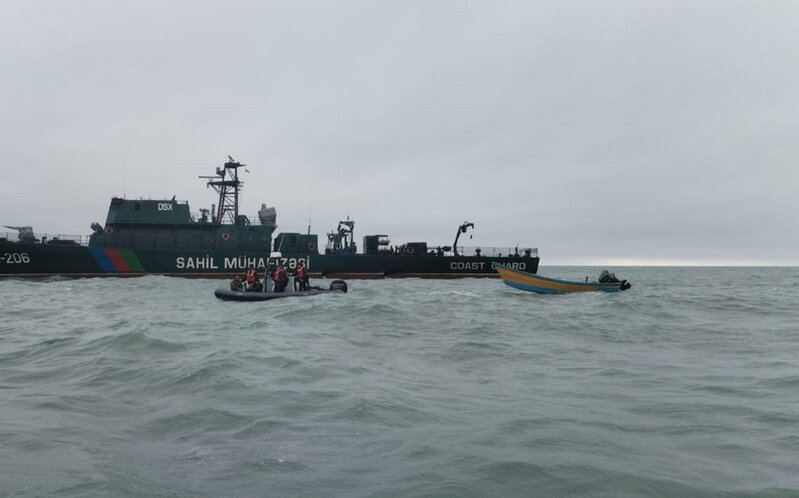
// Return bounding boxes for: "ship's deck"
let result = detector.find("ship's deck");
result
[2,230,537,258]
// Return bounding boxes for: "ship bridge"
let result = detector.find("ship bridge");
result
[105,198,192,225]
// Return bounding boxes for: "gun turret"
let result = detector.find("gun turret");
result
[4,225,37,243]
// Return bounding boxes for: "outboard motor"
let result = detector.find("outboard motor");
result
[328,280,348,293]
[598,269,619,283]
[599,269,632,290]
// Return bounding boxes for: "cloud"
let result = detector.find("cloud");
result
[1,1,797,265]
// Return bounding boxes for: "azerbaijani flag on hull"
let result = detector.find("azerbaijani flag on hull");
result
[90,247,145,273]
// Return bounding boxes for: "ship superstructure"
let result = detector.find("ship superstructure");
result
[88,158,276,253]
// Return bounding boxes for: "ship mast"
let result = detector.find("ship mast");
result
[200,157,245,224]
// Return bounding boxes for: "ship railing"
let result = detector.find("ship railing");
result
[242,216,276,227]
[0,231,90,246]
[444,245,538,257]
[0,230,265,251]
[189,213,275,227]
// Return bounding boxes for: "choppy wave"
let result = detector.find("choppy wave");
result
[1,267,799,496]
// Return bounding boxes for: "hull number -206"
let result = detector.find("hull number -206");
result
[1,252,30,264]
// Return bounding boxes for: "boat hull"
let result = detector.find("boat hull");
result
[0,242,539,279]
[494,263,628,293]
[214,287,345,301]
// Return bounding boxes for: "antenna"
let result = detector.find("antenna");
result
[307,182,312,235]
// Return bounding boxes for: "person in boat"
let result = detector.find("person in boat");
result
[273,264,289,292]
[245,267,257,289]
[295,260,309,291]
[249,274,263,292]
[230,275,244,291]
[245,267,263,292]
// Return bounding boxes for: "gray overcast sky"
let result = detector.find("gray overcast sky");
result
[2,1,797,265]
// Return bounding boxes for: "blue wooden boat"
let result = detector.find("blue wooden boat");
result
[493,263,631,294]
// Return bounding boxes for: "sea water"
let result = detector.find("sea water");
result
[1,267,798,497]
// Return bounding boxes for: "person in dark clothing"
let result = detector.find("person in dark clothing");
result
[230,275,244,291]
[248,278,263,292]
